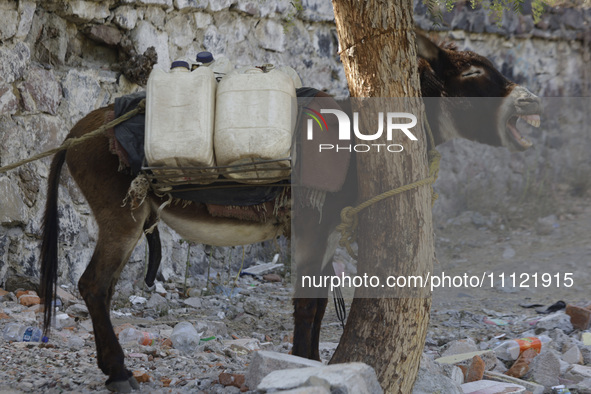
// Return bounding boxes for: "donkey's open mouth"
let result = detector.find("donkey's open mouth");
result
[506,113,541,150]
[502,86,542,151]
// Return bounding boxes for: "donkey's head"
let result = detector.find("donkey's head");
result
[416,32,541,152]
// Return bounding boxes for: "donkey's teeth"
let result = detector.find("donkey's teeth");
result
[520,114,541,128]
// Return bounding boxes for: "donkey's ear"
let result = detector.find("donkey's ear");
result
[415,30,444,63]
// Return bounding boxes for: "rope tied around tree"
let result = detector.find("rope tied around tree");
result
[335,113,441,259]
[0,100,146,174]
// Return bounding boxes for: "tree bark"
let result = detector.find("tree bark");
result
[329,1,434,393]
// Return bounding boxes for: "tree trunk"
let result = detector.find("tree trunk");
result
[329,1,434,393]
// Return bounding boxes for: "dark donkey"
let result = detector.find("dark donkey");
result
[39,32,540,391]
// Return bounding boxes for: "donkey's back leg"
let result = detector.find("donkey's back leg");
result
[78,205,151,392]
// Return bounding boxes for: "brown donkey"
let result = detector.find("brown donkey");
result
[40,33,541,391]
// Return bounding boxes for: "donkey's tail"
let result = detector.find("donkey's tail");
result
[40,149,67,335]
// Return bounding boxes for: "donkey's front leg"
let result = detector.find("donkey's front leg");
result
[78,213,148,392]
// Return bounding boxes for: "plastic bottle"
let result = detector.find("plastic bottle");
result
[170,321,201,353]
[493,335,551,360]
[118,327,159,346]
[2,323,48,343]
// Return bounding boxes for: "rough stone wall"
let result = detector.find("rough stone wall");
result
[0,0,344,291]
[414,2,591,221]
[0,0,589,290]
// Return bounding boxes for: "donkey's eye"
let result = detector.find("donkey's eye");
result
[462,67,482,78]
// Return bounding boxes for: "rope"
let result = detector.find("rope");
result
[0,99,146,174]
[333,283,347,329]
[336,113,440,259]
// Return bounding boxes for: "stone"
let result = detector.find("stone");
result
[130,21,170,67]
[461,380,526,394]
[254,19,285,52]
[183,297,202,308]
[242,262,284,276]
[564,364,591,383]
[0,42,30,85]
[244,297,265,317]
[258,362,382,393]
[566,304,591,330]
[195,320,228,338]
[536,311,573,333]
[440,364,464,386]
[146,293,168,311]
[16,1,36,39]
[0,8,18,40]
[562,345,583,365]
[219,372,245,389]
[299,0,335,22]
[246,351,323,390]
[193,12,212,28]
[528,350,560,387]
[465,355,485,382]
[17,67,62,115]
[208,0,234,12]
[483,371,544,394]
[412,354,462,394]
[66,1,110,21]
[121,0,173,6]
[56,287,78,305]
[88,25,122,46]
[0,178,28,226]
[441,338,479,357]
[174,0,208,11]
[61,69,102,124]
[279,387,330,394]
[582,332,591,346]
[165,14,195,48]
[0,85,18,116]
[234,0,275,17]
[113,6,138,30]
[224,338,260,353]
[66,303,89,317]
[263,273,282,282]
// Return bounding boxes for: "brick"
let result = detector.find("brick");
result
[505,348,537,378]
[465,355,485,382]
[133,370,150,383]
[566,304,591,330]
[18,291,40,306]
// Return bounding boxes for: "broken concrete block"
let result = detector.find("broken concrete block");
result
[562,345,583,365]
[257,362,382,393]
[461,379,526,394]
[441,338,479,357]
[528,350,560,387]
[536,311,573,333]
[483,371,544,394]
[413,354,462,394]
[564,364,591,383]
[246,351,323,390]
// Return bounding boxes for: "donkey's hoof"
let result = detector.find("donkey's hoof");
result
[106,376,139,393]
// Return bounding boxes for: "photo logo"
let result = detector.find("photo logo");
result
[304,107,329,137]
[305,108,419,153]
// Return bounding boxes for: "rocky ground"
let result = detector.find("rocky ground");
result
[1,191,591,393]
